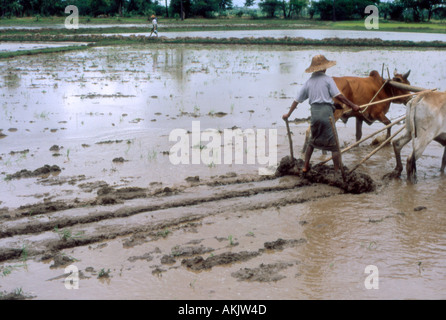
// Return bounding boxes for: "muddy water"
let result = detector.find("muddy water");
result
[1,45,443,148]
[0,44,446,299]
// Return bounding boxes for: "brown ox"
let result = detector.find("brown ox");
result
[303,70,412,152]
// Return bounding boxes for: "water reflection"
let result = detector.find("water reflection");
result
[294,175,446,299]
[1,45,445,151]
[3,71,20,89]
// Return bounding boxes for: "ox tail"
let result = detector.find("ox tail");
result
[408,96,417,141]
[409,149,417,176]
[408,95,422,178]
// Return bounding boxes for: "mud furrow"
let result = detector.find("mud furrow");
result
[0,214,203,264]
[3,174,274,219]
[0,177,310,239]
[0,183,341,264]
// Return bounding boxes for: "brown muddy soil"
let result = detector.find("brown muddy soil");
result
[2,124,446,300]
[6,164,62,180]
[0,163,349,299]
[0,172,334,258]
[1,130,445,300]
[231,262,297,282]
[275,156,376,194]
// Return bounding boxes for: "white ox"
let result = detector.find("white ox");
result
[391,91,446,183]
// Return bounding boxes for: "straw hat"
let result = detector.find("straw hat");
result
[305,54,336,73]
[151,14,156,18]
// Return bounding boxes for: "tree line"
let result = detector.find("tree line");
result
[1,0,445,22]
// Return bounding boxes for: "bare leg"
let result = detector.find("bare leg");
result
[355,117,363,142]
[303,144,314,172]
[302,126,311,154]
[331,150,341,174]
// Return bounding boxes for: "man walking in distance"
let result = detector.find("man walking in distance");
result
[149,14,158,37]
[282,54,360,175]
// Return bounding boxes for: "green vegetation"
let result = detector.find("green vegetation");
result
[0,1,445,60]
[157,228,171,238]
[228,234,235,246]
[1,263,26,277]
[0,15,445,36]
[98,268,111,278]
[1,0,445,23]
[0,288,30,300]
[20,245,28,262]
[53,226,85,241]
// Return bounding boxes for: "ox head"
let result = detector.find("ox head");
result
[390,69,412,104]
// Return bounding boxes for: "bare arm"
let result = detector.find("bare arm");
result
[335,94,360,112]
[283,100,299,120]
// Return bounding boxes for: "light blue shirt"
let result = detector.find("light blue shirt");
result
[295,71,341,105]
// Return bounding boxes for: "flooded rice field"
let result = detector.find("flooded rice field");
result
[1,25,446,42]
[111,28,446,42]
[0,42,89,52]
[0,43,446,299]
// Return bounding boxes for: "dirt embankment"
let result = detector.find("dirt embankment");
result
[1,34,445,56]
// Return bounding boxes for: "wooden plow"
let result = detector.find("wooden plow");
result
[283,75,438,175]
[316,87,437,174]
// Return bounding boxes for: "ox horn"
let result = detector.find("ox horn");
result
[402,70,411,79]
[388,81,428,92]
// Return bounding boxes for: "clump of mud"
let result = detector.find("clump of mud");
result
[0,290,33,300]
[231,262,295,282]
[275,156,375,194]
[94,186,148,205]
[275,156,304,176]
[172,245,213,258]
[16,200,72,218]
[0,248,24,262]
[128,252,153,262]
[6,165,61,180]
[264,238,307,250]
[50,253,76,269]
[161,245,213,265]
[181,251,260,271]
